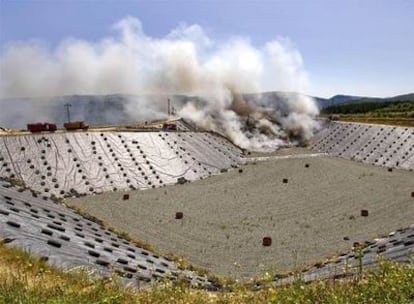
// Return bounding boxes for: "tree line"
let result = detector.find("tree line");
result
[322,100,414,115]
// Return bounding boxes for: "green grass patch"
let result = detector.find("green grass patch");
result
[1,243,414,303]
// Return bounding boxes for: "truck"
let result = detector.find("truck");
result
[162,123,177,131]
[27,122,57,133]
[63,121,89,131]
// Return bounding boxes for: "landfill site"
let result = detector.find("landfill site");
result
[0,118,413,289]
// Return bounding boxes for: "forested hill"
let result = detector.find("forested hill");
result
[316,93,414,108]
[322,100,414,118]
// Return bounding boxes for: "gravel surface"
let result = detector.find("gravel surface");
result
[69,152,414,280]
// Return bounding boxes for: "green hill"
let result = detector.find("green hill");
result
[322,100,414,118]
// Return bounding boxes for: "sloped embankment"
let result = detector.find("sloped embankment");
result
[277,224,414,284]
[0,131,242,197]
[0,180,219,289]
[310,121,414,170]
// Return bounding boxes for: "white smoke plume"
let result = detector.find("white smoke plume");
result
[0,16,319,151]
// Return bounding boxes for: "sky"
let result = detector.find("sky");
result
[0,0,413,98]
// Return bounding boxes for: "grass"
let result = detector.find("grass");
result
[1,243,414,304]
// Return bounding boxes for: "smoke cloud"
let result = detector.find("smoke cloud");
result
[0,16,319,151]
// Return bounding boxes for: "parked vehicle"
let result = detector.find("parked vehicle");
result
[27,122,57,133]
[162,123,177,131]
[64,121,89,131]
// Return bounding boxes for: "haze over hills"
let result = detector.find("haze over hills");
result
[314,93,414,108]
[0,92,413,129]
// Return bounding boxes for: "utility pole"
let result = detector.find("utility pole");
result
[64,103,72,123]
[167,98,171,116]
